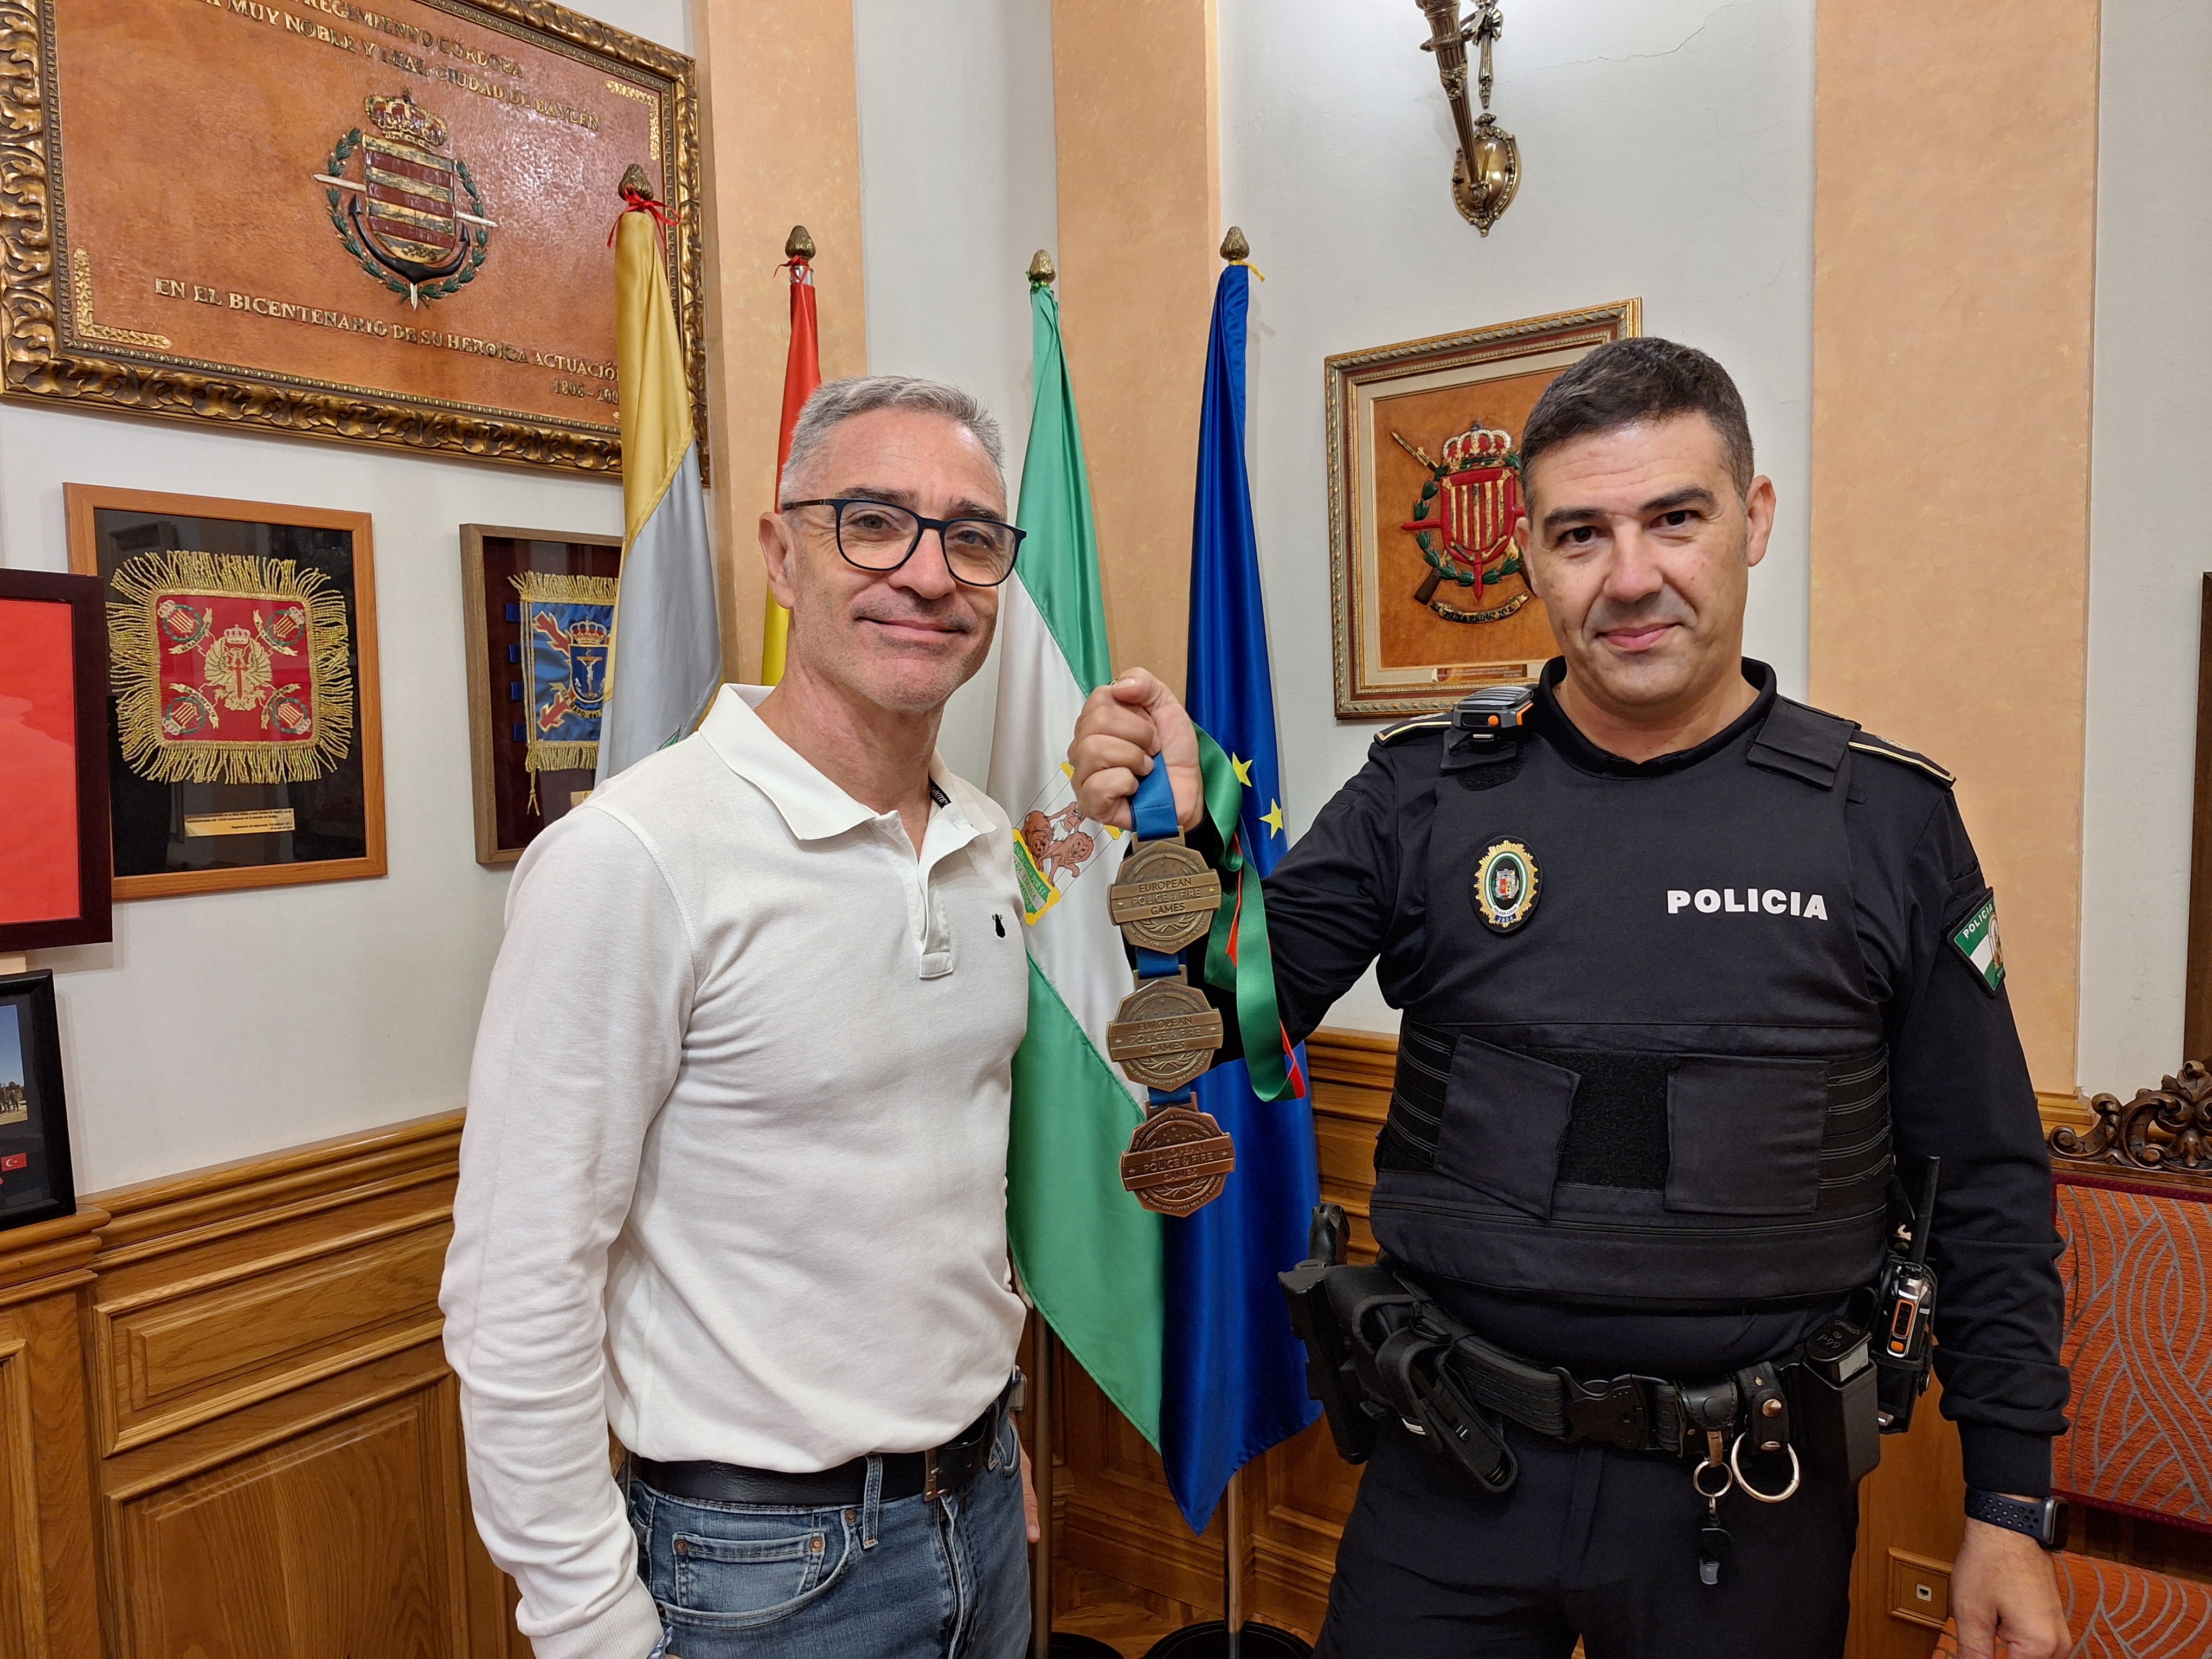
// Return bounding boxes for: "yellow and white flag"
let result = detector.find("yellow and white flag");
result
[596,196,719,783]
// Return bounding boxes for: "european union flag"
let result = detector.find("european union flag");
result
[1162,260,1321,1532]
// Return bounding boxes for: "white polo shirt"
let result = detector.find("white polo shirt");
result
[441,685,1030,1659]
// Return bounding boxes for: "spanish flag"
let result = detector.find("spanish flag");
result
[596,172,720,783]
[761,228,821,686]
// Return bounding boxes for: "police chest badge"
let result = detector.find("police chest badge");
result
[1472,838,1540,933]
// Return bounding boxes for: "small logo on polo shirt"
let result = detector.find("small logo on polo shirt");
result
[1667,888,1829,920]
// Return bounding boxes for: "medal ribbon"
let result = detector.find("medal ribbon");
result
[1195,729,1302,1103]
[1130,764,1195,1107]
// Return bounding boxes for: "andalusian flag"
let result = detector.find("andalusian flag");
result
[989,274,1164,1441]
[596,184,719,783]
[762,232,821,686]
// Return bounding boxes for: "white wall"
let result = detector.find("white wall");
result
[2076,0,2212,1096]
[1219,0,1816,1028]
[851,0,1059,783]
[1,0,689,1192]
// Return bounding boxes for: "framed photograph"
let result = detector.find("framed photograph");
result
[5,0,703,477]
[66,485,386,901]
[0,569,112,951]
[0,972,78,1232]
[1326,301,1642,718]
[460,523,623,865]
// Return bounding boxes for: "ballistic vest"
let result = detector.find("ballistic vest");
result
[1368,694,1894,1310]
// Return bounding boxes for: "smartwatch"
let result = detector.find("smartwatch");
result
[1964,1488,2068,1551]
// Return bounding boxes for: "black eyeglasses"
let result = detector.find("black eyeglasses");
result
[778,497,1027,588]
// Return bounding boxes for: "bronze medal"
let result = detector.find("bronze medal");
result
[1105,977,1224,1095]
[1108,839,1223,955]
[1120,1100,1237,1217]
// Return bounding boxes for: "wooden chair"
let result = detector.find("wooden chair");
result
[1937,1062,2212,1656]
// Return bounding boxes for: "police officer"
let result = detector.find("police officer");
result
[1069,339,2069,1659]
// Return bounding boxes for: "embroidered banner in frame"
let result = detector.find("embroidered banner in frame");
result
[67,484,386,901]
[460,523,621,865]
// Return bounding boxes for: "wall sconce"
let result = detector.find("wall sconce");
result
[1416,1,1519,235]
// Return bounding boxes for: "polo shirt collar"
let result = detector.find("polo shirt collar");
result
[698,684,987,848]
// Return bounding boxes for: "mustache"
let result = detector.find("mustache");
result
[1585,588,1695,633]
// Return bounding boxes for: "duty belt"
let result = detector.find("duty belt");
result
[1321,1264,1801,1498]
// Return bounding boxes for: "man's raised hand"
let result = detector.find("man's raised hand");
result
[1070,668,1204,832]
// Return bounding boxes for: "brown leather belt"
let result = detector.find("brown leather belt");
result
[631,1379,1016,1508]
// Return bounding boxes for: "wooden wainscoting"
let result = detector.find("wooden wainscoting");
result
[74,1110,519,1659]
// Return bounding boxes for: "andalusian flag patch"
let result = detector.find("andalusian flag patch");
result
[1950,895,2006,994]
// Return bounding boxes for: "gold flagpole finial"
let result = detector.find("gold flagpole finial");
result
[619,164,652,198]
[1027,249,1057,285]
[1219,226,1250,261]
[785,225,816,261]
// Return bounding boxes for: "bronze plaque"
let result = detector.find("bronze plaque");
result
[1108,840,1221,955]
[1120,1103,1236,1218]
[1105,978,1224,1095]
[7,0,702,474]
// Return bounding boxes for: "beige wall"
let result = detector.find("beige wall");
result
[1810,1,2101,1095]
[1049,0,1221,694]
[692,0,869,684]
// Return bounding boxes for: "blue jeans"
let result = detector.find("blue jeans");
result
[626,1410,1031,1659]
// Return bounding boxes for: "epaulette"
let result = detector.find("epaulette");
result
[1847,734,1955,787]
[1375,713,1454,747]
[1747,698,1855,789]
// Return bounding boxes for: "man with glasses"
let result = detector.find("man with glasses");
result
[444,376,1039,1659]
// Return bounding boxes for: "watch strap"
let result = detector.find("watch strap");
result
[1964,1488,2066,1551]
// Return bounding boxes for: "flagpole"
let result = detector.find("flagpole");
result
[1136,227,1312,1659]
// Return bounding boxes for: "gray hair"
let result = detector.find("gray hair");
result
[779,375,1006,499]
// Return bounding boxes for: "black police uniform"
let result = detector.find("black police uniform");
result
[1250,659,2067,1659]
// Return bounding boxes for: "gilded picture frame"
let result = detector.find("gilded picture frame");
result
[1326,301,1642,718]
[67,485,387,901]
[3,0,704,477]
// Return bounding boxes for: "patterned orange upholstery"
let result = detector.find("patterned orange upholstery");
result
[2052,1178,2212,1532]
[1930,1553,2212,1657]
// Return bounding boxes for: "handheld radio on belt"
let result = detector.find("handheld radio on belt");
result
[1873,1156,1941,1433]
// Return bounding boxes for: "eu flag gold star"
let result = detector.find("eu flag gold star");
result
[1231,753,1253,786]
[1263,799,1285,837]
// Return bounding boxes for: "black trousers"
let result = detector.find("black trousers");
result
[1316,1420,1859,1659]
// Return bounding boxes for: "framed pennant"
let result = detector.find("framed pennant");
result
[0,568,112,950]
[460,524,623,865]
[66,485,385,900]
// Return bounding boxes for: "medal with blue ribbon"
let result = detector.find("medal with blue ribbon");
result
[1106,762,1237,1216]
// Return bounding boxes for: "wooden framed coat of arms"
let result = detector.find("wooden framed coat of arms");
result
[66,485,385,900]
[461,524,622,865]
[4,0,702,475]
[1326,301,1641,718]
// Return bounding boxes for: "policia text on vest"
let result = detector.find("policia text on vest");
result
[1107,660,2069,1659]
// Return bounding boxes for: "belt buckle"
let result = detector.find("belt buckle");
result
[923,1446,941,1502]
[1558,1372,1649,1450]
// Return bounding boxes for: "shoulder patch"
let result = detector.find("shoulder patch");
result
[1375,715,1453,747]
[1947,890,2005,995]
[1848,736,1956,787]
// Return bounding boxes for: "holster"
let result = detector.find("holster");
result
[1278,1205,1517,1493]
